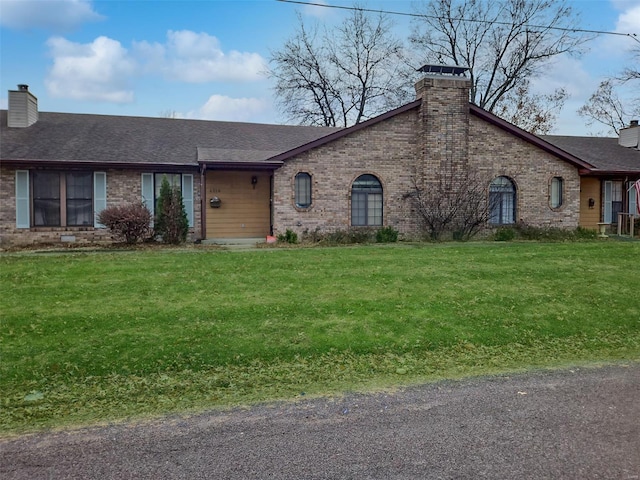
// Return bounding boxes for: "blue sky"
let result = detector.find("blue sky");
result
[1,0,638,135]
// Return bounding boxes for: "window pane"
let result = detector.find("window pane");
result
[155,173,181,199]
[33,172,60,226]
[489,192,500,224]
[66,172,93,226]
[67,172,92,199]
[502,193,514,224]
[551,177,563,208]
[353,174,382,191]
[295,173,311,208]
[67,200,93,226]
[368,193,383,226]
[351,192,366,226]
[612,182,622,202]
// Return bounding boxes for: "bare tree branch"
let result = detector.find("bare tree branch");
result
[494,79,568,134]
[578,80,631,135]
[268,6,413,127]
[406,167,496,241]
[409,0,588,131]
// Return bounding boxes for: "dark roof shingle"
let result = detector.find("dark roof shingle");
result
[542,135,640,174]
[0,110,340,167]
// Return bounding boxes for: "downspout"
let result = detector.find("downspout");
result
[200,163,206,240]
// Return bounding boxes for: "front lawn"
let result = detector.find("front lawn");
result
[1,242,639,434]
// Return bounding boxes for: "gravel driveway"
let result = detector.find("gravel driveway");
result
[1,363,639,479]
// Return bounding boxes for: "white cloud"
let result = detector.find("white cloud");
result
[302,0,331,18]
[599,1,640,54]
[187,95,270,122]
[133,30,267,83]
[0,0,103,31]
[530,55,595,98]
[45,36,136,103]
[614,3,640,51]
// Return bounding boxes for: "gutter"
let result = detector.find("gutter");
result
[0,158,199,172]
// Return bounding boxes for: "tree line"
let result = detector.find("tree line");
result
[268,0,639,135]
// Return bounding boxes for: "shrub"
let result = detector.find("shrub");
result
[314,228,375,245]
[494,227,516,242]
[376,226,399,243]
[97,202,152,244]
[514,223,598,241]
[155,176,189,244]
[277,229,298,244]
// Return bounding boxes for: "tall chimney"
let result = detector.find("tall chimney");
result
[8,84,38,128]
[414,65,472,184]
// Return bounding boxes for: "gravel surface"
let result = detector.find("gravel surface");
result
[1,363,639,479]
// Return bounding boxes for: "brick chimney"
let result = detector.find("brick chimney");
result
[618,119,640,150]
[414,65,471,181]
[8,84,38,128]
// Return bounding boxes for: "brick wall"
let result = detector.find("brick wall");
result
[273,75,581,239]
[468,116,581,227]
[0,167,202,247]
[272,108,422,239]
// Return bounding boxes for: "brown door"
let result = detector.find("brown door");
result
[205,171,271,239]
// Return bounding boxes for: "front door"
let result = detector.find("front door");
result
[205,171,271,239]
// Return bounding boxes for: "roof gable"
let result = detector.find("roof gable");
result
[469,105,595,171]
[267,100,421,163]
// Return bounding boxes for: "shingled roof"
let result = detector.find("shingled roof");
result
[541,135,640,175]
[0,110,339,168]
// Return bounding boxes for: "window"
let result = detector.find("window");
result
[15,170,105,228]
[33,171,61,226]
[604,180,623,224]
[141,173,194,227]
[550,177,563,209]
[489,176,516,225]
[66,172,93,225]
[32,171,93,226]
[351,174,382,226]
[294,172,312,208]
[154,173,181,202]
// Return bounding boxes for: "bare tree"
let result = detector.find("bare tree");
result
[579,45,640,135]
[578,80,629,135]
[409,0,586,131]
[494,79,568,134]
[406,169,495,241]
[619,44,640,83]
[268,6,413,127]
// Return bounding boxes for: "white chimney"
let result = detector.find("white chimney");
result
[618,119,640,150]
[8,84,38,128]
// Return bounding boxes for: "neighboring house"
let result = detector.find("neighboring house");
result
[1,70,639,247]
[542,129,640,231]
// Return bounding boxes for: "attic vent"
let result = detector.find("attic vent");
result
[418,64,469,77]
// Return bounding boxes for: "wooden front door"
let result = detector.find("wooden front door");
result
[205,171,271,239]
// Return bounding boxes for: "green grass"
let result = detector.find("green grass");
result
[1,242,639,434]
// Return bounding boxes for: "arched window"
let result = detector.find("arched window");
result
[489,176,516,225]
[351,174,382,226]
[295,172,311,208]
